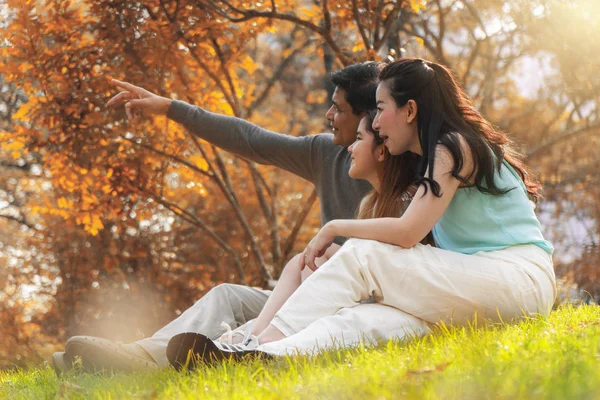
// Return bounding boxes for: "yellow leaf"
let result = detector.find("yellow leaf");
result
[190,155,209,171]
[414,36,425,47]
[240,56,258,75]
[297,4,321,19]
[306,89,328,105]
[352,41,365,53]
[88,215,104,236]
[12,99,36,121]
[409,0,426,13]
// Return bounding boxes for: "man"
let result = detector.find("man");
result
[52,62,382,373]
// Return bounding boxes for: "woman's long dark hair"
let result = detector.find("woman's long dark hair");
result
[378,58,541,200]
[357,109,421,219]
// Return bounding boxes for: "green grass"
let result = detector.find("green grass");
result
[2,304,600,399]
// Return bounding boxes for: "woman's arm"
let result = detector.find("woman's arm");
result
[301,142,473,269]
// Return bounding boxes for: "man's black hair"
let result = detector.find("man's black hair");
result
[329,61,382,115]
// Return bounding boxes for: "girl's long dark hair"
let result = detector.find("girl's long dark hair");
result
[357,110,421,219]
[378,58,541,200]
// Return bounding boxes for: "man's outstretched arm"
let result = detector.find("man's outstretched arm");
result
[107,79,329,182]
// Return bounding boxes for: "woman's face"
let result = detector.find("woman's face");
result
[348,117,384,189]
[372,81,420,156]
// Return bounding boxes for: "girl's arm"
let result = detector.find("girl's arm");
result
[301,143,473,270]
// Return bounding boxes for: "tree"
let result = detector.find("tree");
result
[1,0,598,365]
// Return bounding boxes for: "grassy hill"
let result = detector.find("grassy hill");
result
[2,304,599,399]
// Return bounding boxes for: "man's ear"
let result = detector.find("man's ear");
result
[406,99,418,124]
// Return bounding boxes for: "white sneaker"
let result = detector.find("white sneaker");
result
[218,320,256,345]
[241,334,260,350]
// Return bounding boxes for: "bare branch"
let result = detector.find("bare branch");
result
[461,39,481,87]
[250,167,281,266]
[198,1,351,65]
[210,37,242,116]
[322,0,332,34]
[212,145,273,281]
[373,2,403,51]
[188,135,274,282]
[0,214,37,231]
[246,35,312,117]
[528,122,600,158]
[139,186,247,284]
[122,137,214,179]
[280,188,318,269]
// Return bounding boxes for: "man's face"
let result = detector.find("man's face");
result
[325,87,364,147]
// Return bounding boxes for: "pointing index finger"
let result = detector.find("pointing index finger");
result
[111,79,138,93]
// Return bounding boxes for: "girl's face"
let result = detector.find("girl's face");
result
[348,117,385,189]
[372,81,421,156]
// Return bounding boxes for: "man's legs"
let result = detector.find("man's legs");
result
[55,283,270,372]
[138,283,270,367]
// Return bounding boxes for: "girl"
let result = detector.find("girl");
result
[216,109,422,346]
[175,58,556,363]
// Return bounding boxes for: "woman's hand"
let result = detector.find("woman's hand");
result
[106,79,172,121]
[299,223,337,271]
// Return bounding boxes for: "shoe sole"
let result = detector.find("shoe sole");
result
[167,332,259,371]
[65,336,158,373]
[52,352,69,375]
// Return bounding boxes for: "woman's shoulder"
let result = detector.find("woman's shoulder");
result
[435,132,476,181]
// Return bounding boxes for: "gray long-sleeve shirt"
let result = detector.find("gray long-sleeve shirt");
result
[167,100,372,244]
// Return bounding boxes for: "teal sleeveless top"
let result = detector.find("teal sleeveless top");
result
[432,160,553,255]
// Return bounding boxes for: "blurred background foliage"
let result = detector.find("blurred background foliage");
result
[0,0,598,368]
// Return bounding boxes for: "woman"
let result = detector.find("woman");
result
[170,58,556,364]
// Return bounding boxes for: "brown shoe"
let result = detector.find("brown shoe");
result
[64,336,159,373]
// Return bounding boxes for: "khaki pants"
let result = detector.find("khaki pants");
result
[269,240,556,344]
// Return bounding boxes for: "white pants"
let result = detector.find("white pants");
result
[257,304,429,356]
[269,240,556,340]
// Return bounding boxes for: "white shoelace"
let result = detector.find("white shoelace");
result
[219,320,255,346]
[219,322,236,344]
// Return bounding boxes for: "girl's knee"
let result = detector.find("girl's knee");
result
[281,254,304,275]
[275,254,306,285]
